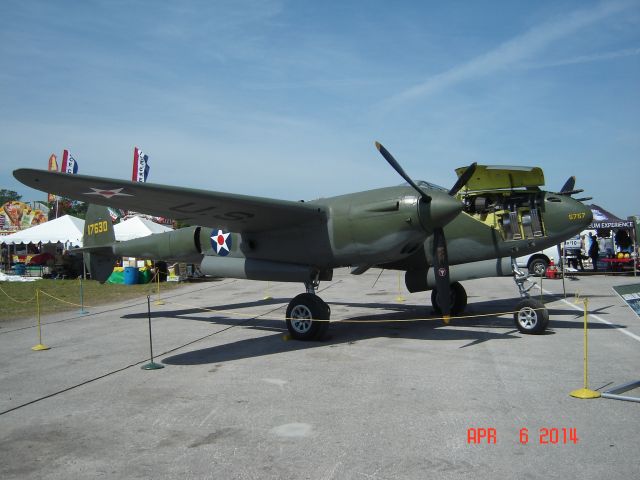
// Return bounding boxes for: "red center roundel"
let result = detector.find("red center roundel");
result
[217,235,225,245]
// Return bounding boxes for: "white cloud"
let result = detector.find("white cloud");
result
[524,47,640,69]
[384,0,637,107]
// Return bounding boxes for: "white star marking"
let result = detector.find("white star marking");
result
[83,188,133,199]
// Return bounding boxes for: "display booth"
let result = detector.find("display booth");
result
[586,204,637,274]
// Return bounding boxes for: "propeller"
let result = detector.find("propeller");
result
[449,161,477,196]
[556,176,584,196]
[556,175,591,203]
[375,142,476,322]
[559,176,576,194]
[375,142,431,202]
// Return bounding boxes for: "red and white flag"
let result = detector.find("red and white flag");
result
[61,149,79,174]
[131,147,150,182]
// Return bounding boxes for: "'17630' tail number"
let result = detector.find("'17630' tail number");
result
[87,220,109,235]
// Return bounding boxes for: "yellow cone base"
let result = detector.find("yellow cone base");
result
[570,388,601,399]
[31,344,50,351]
[154,300,165,306]
[263,296,273,301]
[395,296,405,302]
[442,315,451,325]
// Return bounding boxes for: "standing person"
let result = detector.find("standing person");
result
[588,233,600,272]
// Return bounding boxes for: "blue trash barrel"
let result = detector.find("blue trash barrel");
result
[123,266,139,285]
[14,263,26,276]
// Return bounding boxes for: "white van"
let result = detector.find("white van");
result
[515,246,561,276]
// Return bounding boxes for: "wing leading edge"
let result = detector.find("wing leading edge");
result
[13,169,326,233]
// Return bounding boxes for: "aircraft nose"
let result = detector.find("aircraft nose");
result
[579,200,593,227]
[418,192,463,231]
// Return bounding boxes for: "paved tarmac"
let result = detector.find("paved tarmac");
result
[1,269,639,479]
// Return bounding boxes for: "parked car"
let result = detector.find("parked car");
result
[515,246,561,276]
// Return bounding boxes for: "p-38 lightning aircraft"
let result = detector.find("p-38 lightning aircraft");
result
[14,142,592,340]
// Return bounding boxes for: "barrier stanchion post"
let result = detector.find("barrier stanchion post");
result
[78,276,89,314]
[142,295,164,370]
[570,298,600,399]
[263,281,273,301]
[539,274,543,302]
[32,289,50,351]
[395,271,405,302]
[154,269,164,306]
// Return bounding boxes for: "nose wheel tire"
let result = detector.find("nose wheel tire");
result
[286,293,330,341]
[514,298,549,334]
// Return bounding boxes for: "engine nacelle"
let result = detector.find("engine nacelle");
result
[113,226,203,262]
[405,257,512,293]
[200,256,332,283]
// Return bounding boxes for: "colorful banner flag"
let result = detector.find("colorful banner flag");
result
[61,149,79,174]
[48,153,58,172]
[132,146,150,182]
[107,208,121,222]
[47,153,59,203]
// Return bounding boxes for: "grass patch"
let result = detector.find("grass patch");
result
[0,279,183,322]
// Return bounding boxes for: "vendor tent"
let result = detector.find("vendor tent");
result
[0,215,84,246]
[114,216,172,241]
[588,204,635,230]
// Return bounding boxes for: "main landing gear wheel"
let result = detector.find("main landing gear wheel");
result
[431,281,468,316]
[285,293,330,341]
[514,298,549,334]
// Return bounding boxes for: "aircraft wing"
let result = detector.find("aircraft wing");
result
[14,169,327,232]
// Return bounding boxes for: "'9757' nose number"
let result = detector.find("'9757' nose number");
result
[568,213,586,220]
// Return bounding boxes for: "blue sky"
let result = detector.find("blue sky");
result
[1,0,639,218]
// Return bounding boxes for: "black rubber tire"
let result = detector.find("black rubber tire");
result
[285,293,330,341]
[528,257,549,276]
[431,281,468,316]
[514,298,549,334]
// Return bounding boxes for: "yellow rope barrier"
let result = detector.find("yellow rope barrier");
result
[0,283,36,304]
[37,289,95,308]
[164,298,547,324]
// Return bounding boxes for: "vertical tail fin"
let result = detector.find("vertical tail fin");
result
[82,205,117,283]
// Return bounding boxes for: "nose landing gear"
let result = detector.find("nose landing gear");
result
[512,260,549,334]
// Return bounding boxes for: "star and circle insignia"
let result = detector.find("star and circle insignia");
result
[211,229,232,256]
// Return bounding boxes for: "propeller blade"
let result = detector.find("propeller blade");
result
[576,197,593,202]
[375,142,431,202]
[560,189,584,196]
[432,227,451,322]
[560,176,576,194]
[448,162,477,196]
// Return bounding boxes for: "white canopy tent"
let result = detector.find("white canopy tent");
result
[113,216,172,241]
[1,215,85,246]
[1,215,172,247]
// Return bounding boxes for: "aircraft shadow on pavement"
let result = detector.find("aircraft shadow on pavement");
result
[162,298,532,366]
[138,294,632,366]
[121,298,289,332]
[161,321,522,366]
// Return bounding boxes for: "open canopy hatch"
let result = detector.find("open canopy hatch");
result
[455,165,547,242]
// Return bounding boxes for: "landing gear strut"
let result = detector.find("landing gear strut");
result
[285,280,330,341]
[512,260,549,334]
